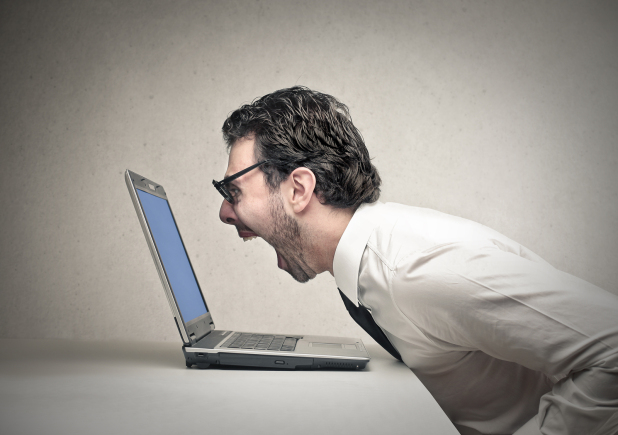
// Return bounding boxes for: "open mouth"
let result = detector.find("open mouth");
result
[237,229,287,271]
[238,231,288,270]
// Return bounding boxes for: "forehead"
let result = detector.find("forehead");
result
[225,137,257,177]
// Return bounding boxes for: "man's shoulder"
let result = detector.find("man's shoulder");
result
[365,202,525,267]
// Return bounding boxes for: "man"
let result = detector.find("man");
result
[214,86,618,435]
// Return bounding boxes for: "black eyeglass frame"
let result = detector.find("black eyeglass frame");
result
[212,160,270,204]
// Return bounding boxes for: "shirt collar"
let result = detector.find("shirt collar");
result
[333,201,385,307]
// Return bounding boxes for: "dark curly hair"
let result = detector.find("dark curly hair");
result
[221,86,381,210]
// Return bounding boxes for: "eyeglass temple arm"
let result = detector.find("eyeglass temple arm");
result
[213,160,269,187]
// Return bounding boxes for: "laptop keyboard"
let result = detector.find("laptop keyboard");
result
[221,332,298,352]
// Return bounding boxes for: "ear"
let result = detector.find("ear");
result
[284,167,317,214]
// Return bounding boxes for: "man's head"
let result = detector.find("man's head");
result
[217,87,380,282]
[221,86,381,209]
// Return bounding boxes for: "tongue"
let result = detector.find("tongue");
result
[277,251,287,270]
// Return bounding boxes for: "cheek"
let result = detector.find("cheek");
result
[235,201,265,229]
[235,185,273,231]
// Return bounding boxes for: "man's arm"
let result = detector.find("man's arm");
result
[391,240,618,435]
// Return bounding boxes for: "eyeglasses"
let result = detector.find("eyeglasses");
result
[212,160,270,204]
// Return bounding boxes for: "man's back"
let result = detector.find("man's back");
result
[334,201,618,435]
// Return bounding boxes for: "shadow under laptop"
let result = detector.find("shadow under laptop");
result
[189,364,370,372]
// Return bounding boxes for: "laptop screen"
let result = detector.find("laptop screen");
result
[136,188,208,323]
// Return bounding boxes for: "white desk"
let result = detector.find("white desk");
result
[0,339,458,435]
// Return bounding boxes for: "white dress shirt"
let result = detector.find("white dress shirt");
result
[333,201,618,435]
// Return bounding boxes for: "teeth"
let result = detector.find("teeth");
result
[243,236,257,242]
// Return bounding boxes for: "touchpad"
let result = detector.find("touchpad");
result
[311,342,343,349]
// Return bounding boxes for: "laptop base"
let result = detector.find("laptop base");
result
[183,346,368,370]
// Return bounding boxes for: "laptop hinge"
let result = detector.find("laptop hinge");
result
[189,322,214,346]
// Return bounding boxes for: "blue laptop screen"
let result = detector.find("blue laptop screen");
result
[136,188,208,323]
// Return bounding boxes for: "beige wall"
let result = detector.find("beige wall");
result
[1,0,616,342]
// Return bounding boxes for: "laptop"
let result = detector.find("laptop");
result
[125,169,370,370]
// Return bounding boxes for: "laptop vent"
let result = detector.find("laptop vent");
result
[324,361,356,369]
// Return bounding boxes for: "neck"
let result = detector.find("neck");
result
[300,198,354,276]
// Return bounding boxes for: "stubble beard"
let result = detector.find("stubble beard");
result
[266,192,316,283]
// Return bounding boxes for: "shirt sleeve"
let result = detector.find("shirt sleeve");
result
[390,240,618,435]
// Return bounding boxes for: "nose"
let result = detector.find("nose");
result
[219,199,238,225]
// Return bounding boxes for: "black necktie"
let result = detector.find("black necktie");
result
[338,289,402,361]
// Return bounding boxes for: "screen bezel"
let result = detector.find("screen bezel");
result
[126,169,214,345]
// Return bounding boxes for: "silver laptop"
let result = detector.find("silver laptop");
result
[126,169,370,370]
